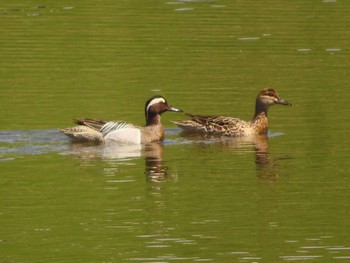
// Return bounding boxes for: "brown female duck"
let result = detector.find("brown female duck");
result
[173,88,291,136]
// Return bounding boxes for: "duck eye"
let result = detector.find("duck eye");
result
[268,92,274,97]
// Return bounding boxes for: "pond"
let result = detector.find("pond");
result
[1,0,350,262]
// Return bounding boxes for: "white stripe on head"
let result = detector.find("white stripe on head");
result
[146,97,166,113]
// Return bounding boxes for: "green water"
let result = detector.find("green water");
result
[1,0,350,262]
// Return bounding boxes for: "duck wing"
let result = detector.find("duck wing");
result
[186,113,243,126]
[100,121,142,144]
[74,118,108,131]
[174,113,250,136]
[100,121,135,135]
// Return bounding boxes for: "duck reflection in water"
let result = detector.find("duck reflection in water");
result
[179,132,280,179]
[144,143,172,184]
[63,141,172,183]
[251,135,277,179]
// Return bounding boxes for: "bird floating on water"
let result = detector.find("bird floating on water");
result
[173,88,291,137]
[60,96,183,144]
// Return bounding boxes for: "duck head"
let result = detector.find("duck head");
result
[145,96,183,125]
[254,88,291,117]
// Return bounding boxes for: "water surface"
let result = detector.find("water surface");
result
[1,0,350,262]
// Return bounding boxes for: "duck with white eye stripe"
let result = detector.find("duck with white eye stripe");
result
[60,96,183,144]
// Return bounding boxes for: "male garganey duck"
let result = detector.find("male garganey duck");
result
[173,88,291,136]
[60,96,182,144]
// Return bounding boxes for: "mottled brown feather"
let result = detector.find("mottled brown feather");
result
[174,88,291,137]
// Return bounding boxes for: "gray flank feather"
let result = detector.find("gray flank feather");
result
[100,121,133,135]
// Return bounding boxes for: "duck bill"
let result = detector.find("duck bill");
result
[276,98,292,106]
[168,106,183,112]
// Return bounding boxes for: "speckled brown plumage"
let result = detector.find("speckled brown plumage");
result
[173,88,291,137]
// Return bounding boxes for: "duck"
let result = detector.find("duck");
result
[173,88,291,137]
[60,95,183,144]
